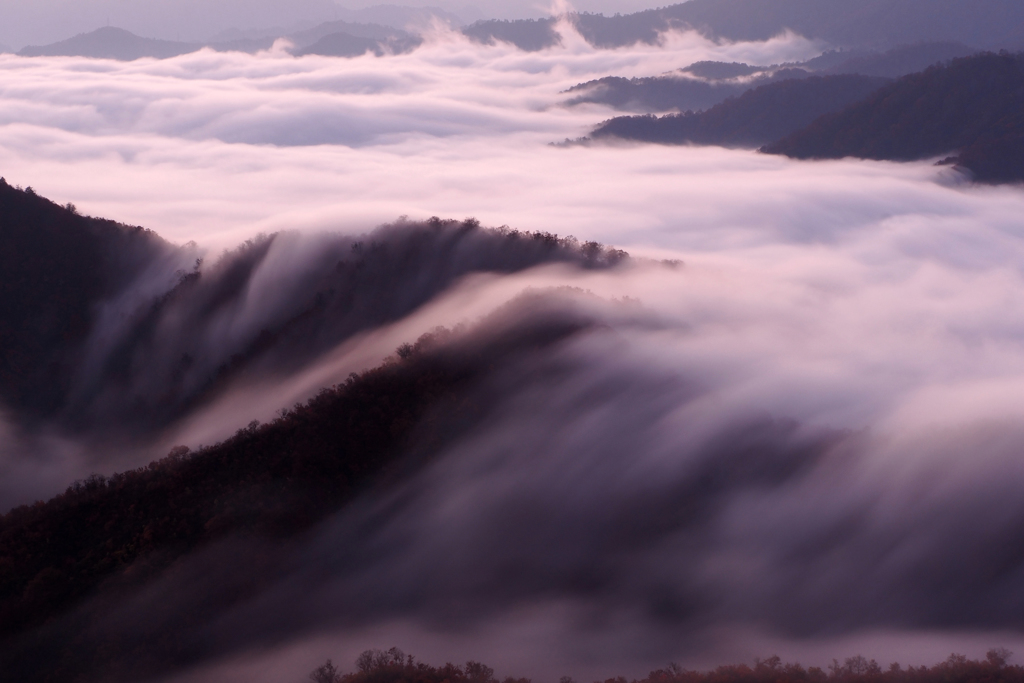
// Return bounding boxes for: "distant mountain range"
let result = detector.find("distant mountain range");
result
[17,23,422,60]
[588,74,890,148]
[566,42,979,114]
[763,51,1024,183]
[586,51,1024,185]
[466,0,1024,52]
[16,0,1024,61]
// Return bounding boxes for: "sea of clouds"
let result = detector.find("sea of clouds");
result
[5,20,1024,683]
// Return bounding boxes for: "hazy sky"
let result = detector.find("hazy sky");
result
[0,0,678,48]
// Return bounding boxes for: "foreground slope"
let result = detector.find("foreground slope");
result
[0,296,599,683]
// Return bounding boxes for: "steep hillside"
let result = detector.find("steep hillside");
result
[18,27,201,59]
[0,179,173,417]
[0,184,627,438]
[0,298,596,683]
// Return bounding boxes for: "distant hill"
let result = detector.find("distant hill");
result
[820,41,979,77]
[588,74,889,147]
[287,19,410,48]
[18,26,201,60]
[564,67,812,114]
[464,1,1024,52]
[462,17,559,52]
[293,32,422,57]
[288,20,422,56]
[566,43,978,114]
[15,21,420,61]
[763,52,1024,183]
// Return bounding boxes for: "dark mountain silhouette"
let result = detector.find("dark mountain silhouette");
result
[288,19,413,49]
[18,27,203,60]
[763,52,1024,183]
[646,0,1024,50]
[462,17,560,52]
[0,179,173,418]
[682,61,762,79]
[587,74,889,147]
[463,1,1024,53]
[294,32,422,57]
[564,68,812,114]
[818,41,978,77]
[0,183,627,439]
[15,21,419,61]
[566,43,977,114]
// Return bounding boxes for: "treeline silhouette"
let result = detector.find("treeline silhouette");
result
[763,51,1024,183]
[310,648,531,683]
[564,68,813,114]
[0,180,627,438]
[17,21,423,60]
[585,51,1024,184]
[0,177,172,418]
[309,649,1023,683]
[588,75,888,147]
[0,297,598,683]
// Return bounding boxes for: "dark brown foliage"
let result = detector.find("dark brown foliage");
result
[313,650,1024,683]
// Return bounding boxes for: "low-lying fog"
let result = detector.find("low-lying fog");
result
[5,22,1024,683]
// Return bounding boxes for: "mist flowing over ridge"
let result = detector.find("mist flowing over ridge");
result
[3,10,1024,683]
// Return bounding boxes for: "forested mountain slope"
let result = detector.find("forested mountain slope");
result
[763,52,1024,183]
[566,43,975,114]
[0,183,627,439]
[587,75,889,147]
[0,306,594,683]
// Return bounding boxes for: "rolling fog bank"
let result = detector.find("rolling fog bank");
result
[3,21,1024,683]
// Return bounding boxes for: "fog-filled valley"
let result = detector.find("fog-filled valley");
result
[4,3,1024,683]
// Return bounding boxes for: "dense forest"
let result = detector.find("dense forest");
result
[0,298,602,682]
[586,74,889,147]
[307,649,1024,683]
[0,181,626,438]
[763,52,1024,183]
